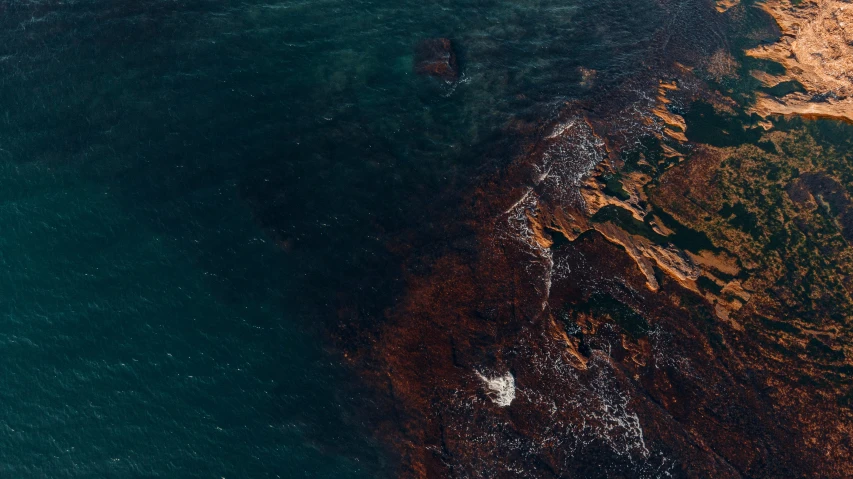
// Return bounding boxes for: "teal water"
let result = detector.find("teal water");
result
[0,0,730,476]
[0,161,374,477]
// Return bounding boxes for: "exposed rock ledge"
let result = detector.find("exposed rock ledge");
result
[746,0,853,122]
[716,0,740,13]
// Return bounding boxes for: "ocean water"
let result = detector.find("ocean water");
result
[0,0,725,476]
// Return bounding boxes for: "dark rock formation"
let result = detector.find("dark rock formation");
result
[414,38,459,82]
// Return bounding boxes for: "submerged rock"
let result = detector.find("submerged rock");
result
[414,38,459,82]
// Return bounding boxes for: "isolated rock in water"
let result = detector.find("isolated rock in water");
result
[414,38,459,82]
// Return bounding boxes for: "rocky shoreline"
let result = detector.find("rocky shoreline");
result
[338,71,853,476]
[256,1,853,476]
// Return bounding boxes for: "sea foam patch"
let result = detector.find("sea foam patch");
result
[476,371,516,407]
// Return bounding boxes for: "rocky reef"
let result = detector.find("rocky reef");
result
[336,70,853,475]
[747,0,853,122]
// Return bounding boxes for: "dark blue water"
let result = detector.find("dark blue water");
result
[0,0,718,476]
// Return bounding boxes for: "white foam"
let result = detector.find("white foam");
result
[476,371,516,407]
